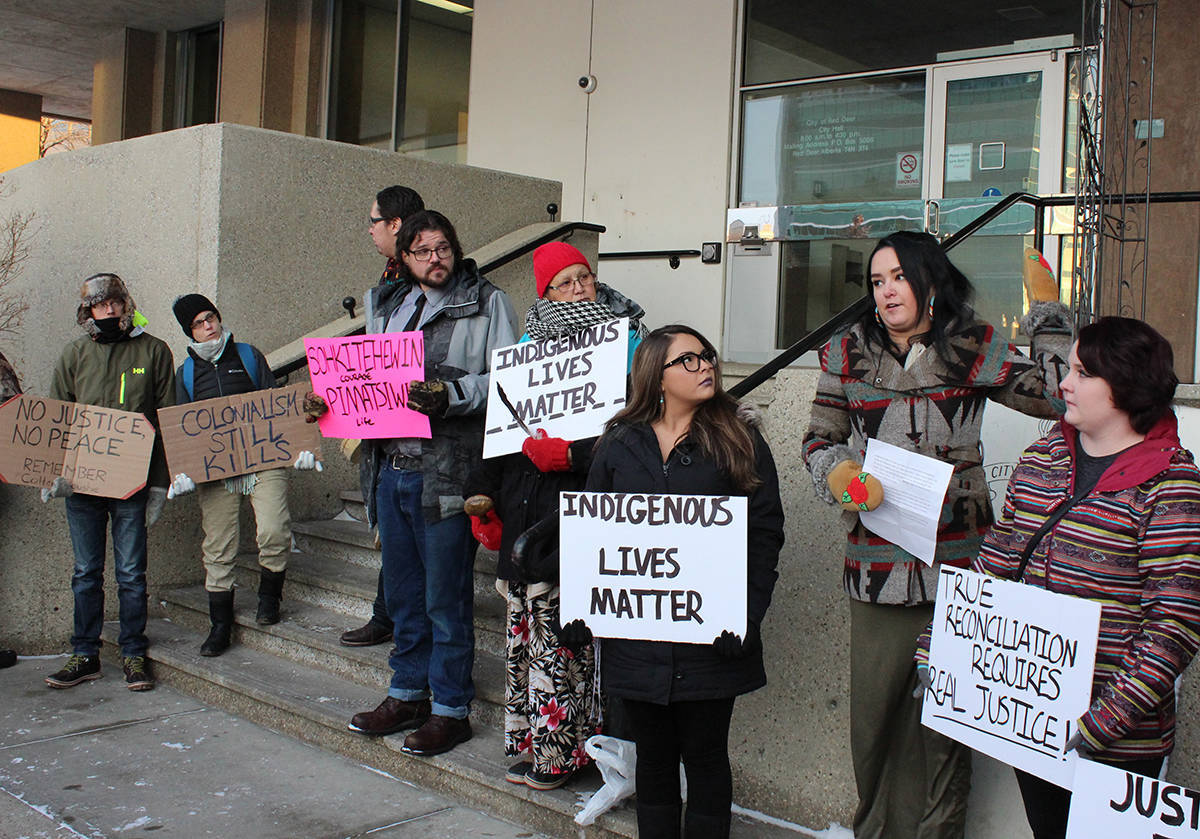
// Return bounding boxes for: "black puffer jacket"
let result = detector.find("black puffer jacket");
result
[464,438,595,582]
[584,418,785,704]
[174,338,274,404]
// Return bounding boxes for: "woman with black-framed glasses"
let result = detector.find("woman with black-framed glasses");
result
[585,324,785,839]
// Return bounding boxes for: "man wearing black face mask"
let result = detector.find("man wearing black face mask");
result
[43,273,175,692]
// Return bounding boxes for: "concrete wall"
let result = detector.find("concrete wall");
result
[0,122,560,655]
[467,0,736,345]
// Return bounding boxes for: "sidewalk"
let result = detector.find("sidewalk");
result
[0,655,550,839]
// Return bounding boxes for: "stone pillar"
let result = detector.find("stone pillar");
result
[90,28,158,145]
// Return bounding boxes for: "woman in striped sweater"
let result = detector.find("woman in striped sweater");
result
[970,316,1200,839]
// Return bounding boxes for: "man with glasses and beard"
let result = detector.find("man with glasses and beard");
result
[347,210,517,757]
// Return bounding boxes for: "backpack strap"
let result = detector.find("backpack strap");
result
[235,342,260,389]
[182,356,195,401]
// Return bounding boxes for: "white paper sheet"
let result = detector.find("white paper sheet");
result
[858,438,954,564]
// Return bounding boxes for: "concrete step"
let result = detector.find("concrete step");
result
[159,583,507,730]
[292,518,379,568]
[228,549,509,657]
[99,618,636,839]
[340,489,367,522]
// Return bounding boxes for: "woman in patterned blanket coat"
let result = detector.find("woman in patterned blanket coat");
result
[803,231,1070,839]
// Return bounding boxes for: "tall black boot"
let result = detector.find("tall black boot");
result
[256,568,285,625]
[200,590,235,656]
[637,802,682,839]
[684,808,731,839]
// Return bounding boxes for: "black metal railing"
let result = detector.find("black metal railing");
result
[729,189,1200,399]
[598,249,701,269]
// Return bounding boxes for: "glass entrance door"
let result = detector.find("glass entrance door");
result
[926,54,1065,339]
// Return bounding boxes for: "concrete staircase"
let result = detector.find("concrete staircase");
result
[99,488,799,838]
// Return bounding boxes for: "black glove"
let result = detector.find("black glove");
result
[407,379,450,417]
[555,618,593,652]
[712,623,761,660]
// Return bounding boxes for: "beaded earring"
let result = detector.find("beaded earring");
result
[874,306,885,328]
[927,295,936,320]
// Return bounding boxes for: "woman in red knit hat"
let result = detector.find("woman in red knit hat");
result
[464,241,646,790]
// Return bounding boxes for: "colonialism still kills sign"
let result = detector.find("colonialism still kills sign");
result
[921,567,1100,789]
[157,382,322,482]
[0,394,155,499]
[558,491,747,644]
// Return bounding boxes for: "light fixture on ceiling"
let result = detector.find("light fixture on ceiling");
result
[415,0,473,14]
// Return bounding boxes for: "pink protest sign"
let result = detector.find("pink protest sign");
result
[304,334,432,439]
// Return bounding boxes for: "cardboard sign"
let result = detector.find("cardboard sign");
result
[1067,759,1200,838]
[483,319,628,458]
[921,567,1100,789]
[0,394,155,499]
[559,491,747,644]
[158,383,322,482]
[304,334,431,439]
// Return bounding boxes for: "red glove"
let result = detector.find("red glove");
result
[470,511,503,550]
[521,430,571,472]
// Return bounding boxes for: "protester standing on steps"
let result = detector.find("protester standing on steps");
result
[585,325,785,839]
[915,317,1200,839]
[43,273,175,692]
[802,232,1070,839]
[347,210,517,757]
[340,184,427,649]
[462,241,645,791]
[163,294,324,657]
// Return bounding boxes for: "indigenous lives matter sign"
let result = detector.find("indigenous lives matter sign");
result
[0,394,155,499]
[304,333,431,440]
[921,567,1100,789]
[157,383,323,482]
[558,491,747,644]
[483,318,628,458]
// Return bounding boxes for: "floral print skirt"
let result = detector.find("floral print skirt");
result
[503,580,600,775]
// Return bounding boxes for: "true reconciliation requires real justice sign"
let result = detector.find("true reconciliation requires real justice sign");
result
[921,567,1101,789]
[304,333,431,439]
[483,318,628,458]
[558,491,747,644]
[0,393,155,499]
[157,382,323,482]
[1067,758,1200,838]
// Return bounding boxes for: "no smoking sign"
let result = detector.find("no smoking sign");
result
[896,151,921,188]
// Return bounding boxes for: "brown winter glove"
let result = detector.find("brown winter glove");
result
[407,379,450,417]
[1022,247,1059,303]
[827,460,884,512]
[303,391,328,423]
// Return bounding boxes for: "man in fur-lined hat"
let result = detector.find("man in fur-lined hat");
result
[42,273,175,692]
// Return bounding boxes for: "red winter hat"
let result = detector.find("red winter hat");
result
[533,242,592,298]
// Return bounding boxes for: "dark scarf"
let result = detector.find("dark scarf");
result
[379,258,404,286]
[524,282,647,340]
[91,317,131,344]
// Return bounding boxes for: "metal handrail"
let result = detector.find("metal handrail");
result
[598,249,701,269]
[728,188,1200,399]
[270,220,606,380]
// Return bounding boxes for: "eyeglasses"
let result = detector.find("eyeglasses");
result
[368,215,387,226]
[663,348,718,372]
[407,244,453,262]
[547,272,595,293]
[191,312,219,330]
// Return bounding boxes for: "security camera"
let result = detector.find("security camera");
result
[578,75,597,93]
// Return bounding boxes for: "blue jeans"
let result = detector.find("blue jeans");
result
[64,490,149,657]
[377,465,475,718]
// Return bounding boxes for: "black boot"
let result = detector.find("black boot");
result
[637,802,682,839]
[256,568,285,625]
[684,808,731,839]
[200,590,235,656]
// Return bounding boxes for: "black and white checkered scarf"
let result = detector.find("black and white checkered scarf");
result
[524,282,647,341]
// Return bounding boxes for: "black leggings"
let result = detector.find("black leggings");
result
[1015,755,1165,839]
[624,697,736,823]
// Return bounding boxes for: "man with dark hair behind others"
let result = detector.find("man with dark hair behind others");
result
[347,210,517,757]
[340,184,427,648]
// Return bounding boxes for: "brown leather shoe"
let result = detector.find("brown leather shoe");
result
[340,621,392,647]
[347,697,431,736]
[401,714,472,756]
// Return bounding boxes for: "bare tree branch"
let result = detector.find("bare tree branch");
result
[0,177,32,339]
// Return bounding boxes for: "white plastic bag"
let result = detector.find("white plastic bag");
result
[575,735,637,825]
